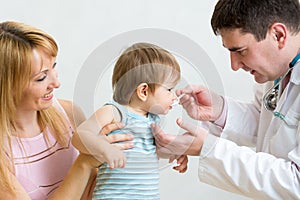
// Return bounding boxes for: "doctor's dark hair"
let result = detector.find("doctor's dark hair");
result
[112,42,181,105]
[211,0,300,41]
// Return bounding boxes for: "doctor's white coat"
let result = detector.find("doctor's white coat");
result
[198,62,300,199]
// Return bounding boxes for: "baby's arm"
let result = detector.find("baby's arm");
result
[72,105,126,168]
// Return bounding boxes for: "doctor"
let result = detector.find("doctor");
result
[152,0,300,199]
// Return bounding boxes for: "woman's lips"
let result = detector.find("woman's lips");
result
[42,92,53,100]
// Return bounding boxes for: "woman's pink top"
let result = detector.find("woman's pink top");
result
[11,99,79,200]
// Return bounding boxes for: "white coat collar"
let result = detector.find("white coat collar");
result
[290,60,300,85]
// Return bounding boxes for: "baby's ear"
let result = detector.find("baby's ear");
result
[136,83,149,101]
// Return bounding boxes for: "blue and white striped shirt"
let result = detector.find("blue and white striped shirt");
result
[93,101,160,200]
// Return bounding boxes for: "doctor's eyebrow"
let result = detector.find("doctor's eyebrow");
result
[228,46,244,52]
[222,44,244,52]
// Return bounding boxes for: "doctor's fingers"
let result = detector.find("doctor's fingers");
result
[177,119,208,155]
[158,134,195,155]
[179,93,196,105]
[180,98,198,113]
[176,118,206,137]
[151,123,176,145]
[152,123,195,155]
[176,85,206,95]
[176,118,199,135]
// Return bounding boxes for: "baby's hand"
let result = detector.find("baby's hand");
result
[171,155,188,173]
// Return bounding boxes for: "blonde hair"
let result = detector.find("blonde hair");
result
[112,42,181,104]
[0,21,69,192]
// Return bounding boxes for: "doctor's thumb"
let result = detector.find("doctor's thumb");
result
[176,118,198,135]
[151,123,162,137]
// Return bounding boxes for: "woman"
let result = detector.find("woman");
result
[0,21,133,200]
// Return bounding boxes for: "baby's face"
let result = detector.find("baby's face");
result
[147,82,178,115]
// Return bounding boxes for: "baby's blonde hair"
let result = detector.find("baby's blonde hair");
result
[112,42,181,104]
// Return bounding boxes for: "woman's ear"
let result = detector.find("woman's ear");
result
[136,83,149,101]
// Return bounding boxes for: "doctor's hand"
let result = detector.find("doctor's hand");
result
[151,118,208,156]
[176,85,224,122]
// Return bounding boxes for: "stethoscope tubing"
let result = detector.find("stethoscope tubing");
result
[262,53,300,121]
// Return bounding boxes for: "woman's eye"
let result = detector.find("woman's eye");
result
[37,74,47,82]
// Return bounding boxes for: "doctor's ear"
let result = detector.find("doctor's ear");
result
[136,83,149,101]
[270,23,287,48]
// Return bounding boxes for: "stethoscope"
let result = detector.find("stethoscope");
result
[263,53,300,120]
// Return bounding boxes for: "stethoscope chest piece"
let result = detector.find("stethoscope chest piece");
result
[263,53,300,118]
[264,89,278,111]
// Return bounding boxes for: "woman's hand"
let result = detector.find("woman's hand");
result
[100,122,134,150]
[94,122,134,168]
[72,122,134,169]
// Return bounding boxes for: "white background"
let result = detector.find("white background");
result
[1,0,254,199]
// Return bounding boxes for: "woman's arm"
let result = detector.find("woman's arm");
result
[50,123,133,200]
[0,164,95,200]
[58,100,116,199]
[72,105,129,169]
[0,174,31,200]
[60,99,122,166]
[48,153,100,200]
[57,100,133,199]
[71,105,115,154]
[59,99,97,199]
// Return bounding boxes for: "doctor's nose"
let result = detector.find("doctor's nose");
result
[230,52,243,71]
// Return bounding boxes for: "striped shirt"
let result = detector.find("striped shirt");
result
[93,101,160,200]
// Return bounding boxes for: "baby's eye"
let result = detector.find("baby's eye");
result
[168,88,176,93]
